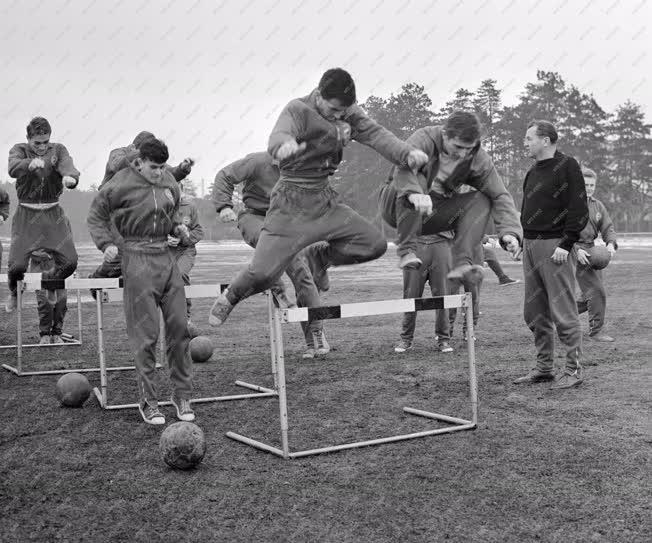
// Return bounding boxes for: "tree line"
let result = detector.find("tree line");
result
[1,70,650,243]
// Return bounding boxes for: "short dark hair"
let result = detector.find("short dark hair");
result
[443,111,482,143]
[527,120,558,144]
[318,68,356,107]
[138,138,169,164]
[26,117,51,138]
[133,131,155,149]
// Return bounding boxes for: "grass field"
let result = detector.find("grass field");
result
[0,242,650,542]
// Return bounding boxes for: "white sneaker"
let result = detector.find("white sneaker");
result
[171,395,195,422]
[39,336,51,345]
[312,331,330,355]
[138,402,166,425]
[51,335,64,344]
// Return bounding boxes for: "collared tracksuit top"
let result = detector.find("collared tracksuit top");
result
[8,143,80,203]
[577,196,618,249]
[175,196,204,247]
[213,152,279,214]
[268,90,413,179]
[87,164,181,252]
[391,125,522,246]
[521,151,589,252]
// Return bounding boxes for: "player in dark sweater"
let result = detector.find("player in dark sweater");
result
[514,120,589,389]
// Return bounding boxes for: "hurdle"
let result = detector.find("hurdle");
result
[92,283,278,410]
[0,273,89,376]
[227,293,478,459]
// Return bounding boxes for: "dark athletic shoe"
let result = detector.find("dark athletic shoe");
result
[589,333,614,342]
[513,369,555,384]
[208,292,234,327]
[139,401,165,425]
[171,395,195,422]
[499,277,520,286]
[550,368,584,390]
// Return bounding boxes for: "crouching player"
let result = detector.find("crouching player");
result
[169,183,204,325]
[88,138,194,425]
[6,117,79,312]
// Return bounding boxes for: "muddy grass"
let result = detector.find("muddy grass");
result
[0,246,650,542]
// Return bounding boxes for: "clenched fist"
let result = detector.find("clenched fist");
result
[219,208,237,222]
[63,176,76,188]
[29,158,45,170]
[103,244,118,262]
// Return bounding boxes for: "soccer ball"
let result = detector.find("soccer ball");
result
[189,336,213,363]
[55,373,92,407]
[160,422,206,470]
[588,245,611,270]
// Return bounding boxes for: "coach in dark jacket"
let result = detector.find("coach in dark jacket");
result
[514,120,589,389]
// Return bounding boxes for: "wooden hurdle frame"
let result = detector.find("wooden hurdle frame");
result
[91,282,278,410]
[227,293,478,459]
[1,273,87,376]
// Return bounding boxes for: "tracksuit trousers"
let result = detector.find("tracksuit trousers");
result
[523,238,582,373]
[7,205,78,294]
[122,243,193,406]
[226,177,387,305]
[379,184,491,266]
[171,246,196,319]
[575,264,607,336]
[237,208,323,344]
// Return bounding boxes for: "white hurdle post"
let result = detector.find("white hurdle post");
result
[0,274,86,377]
[226,292,478,459]
[92,282,278,410]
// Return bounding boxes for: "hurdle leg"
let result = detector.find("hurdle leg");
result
[267,291,279,389]
[92,291,108,407]
[464,292,479,425]
[16,281,24,375]
[273,302,291,458]
[76,289,83,344]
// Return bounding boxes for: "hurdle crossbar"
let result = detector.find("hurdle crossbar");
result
[227,293,478,459]
[92,282,278,410]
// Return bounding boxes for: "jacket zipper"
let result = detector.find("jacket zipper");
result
[152,187,158,242]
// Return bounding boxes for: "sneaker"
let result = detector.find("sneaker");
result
[312,330,330,355]
[4,293,17,313]
[50,335,64,344]
[398,252,422,270]
[394,339,413,353]
[302,347,316,359]
[589,333,614,342]
[138,401,166,425]
[305,242,331,292]
[447,264,484,287]
[550,368,584,389]
[499,277,520,286]
[513,369,555,384]
[438,341,454,353]
[170,395,195,422]
[39,335,51,345]
[208,291,234,326]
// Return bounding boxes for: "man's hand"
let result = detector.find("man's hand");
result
[276,140,307,161]
[29,158,45,171]
[606,243,616,257]
[179,158,194,174]
[576,248,590,266]
[103,245,118,262]
[219,208,237,222]
[407,149,428,174]
[63,176,76,188]
[501,234,521,259]
[407,193,433,216]
[551,247,569,264]
[0,216,4,225]
[167,235,180,247]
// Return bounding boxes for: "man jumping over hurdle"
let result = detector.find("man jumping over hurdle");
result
[88,138,195,426]
[6,117,80,312]
[208,68,428,326]
[379,111,522,281]
[213,151,330,358]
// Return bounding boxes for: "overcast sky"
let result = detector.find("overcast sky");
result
[1,0,650,192]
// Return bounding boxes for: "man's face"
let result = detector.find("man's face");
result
[442,134,477,160]
[316,92,348,121]
[524,126,547,159]
[28,133,51,156]
[136,158,166,182]
[584,176,596,198]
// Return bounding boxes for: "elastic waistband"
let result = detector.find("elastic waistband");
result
[278,175,330,192]
[123,239,168,252]
[19,202,59,210]
[241,207,267,217]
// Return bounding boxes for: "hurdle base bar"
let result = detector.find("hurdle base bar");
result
[226,406,476,459]
[2,363,136,377]
[92,381,277,410]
